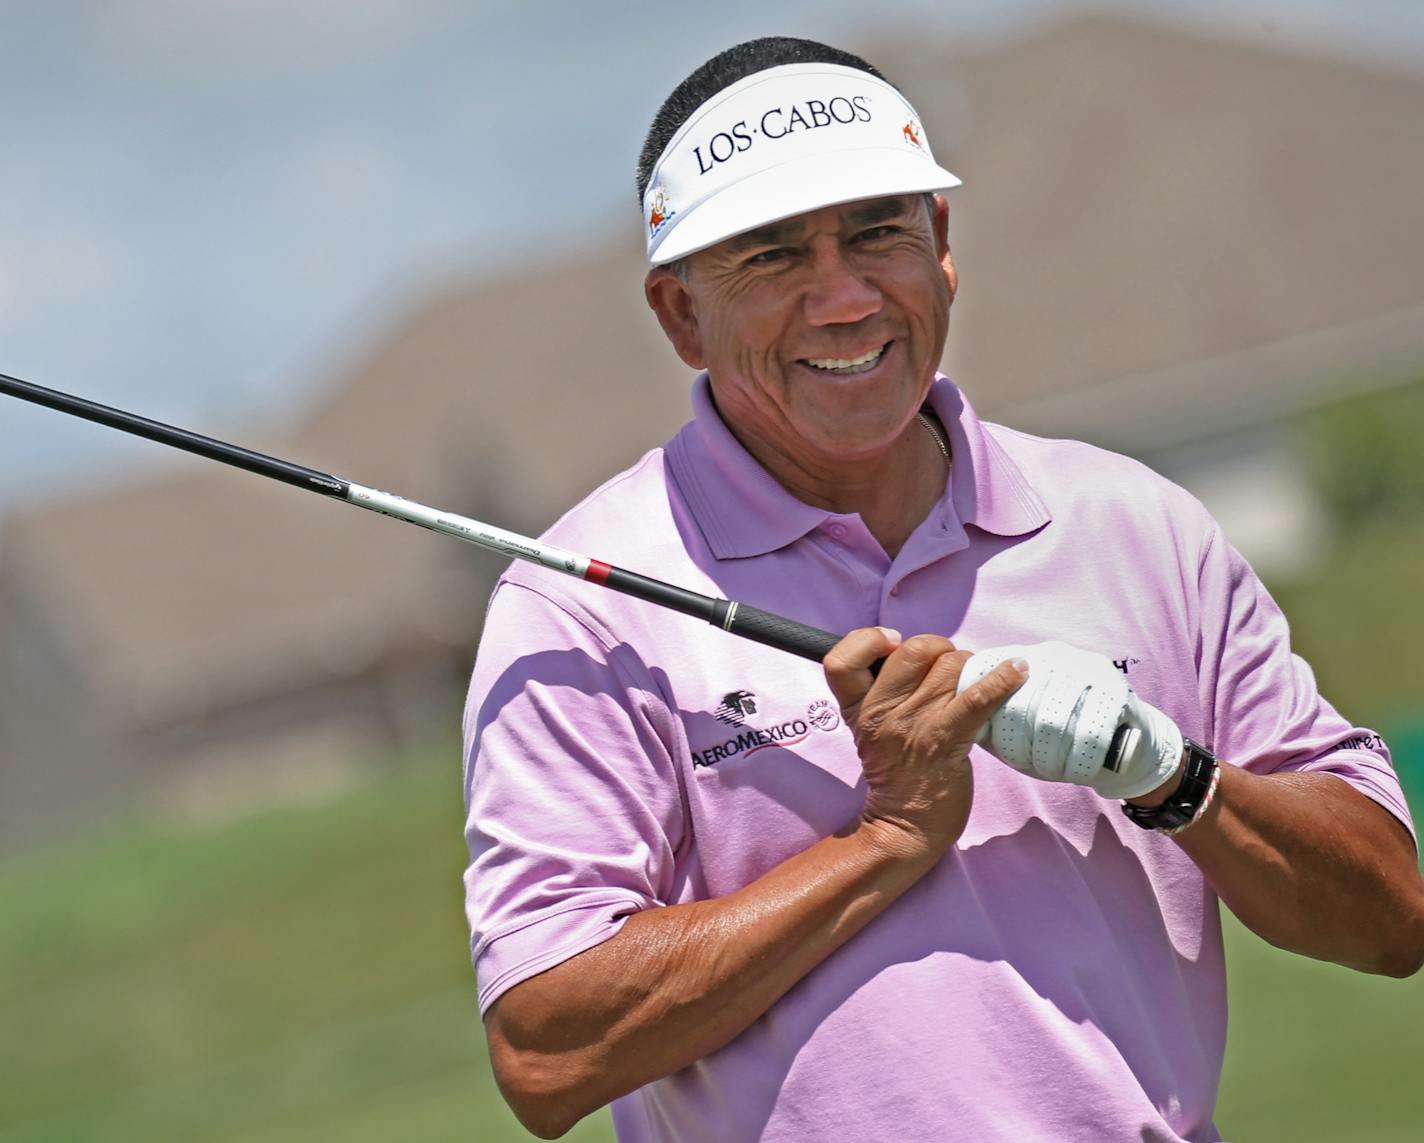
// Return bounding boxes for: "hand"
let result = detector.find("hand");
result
[956,641,1183,801]
[823,628,1030,856]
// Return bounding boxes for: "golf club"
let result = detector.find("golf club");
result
[0,369,1129,772]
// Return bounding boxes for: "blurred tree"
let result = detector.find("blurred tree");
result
[1303,376,1424,533]
[1275,376,1424,803]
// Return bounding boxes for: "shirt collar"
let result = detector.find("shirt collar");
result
[666,373,1050,560]
[926,378,1051,541]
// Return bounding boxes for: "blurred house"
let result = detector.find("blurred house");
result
[3,14,1423,845]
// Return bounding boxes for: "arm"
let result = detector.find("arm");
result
[959,634,1424,979]
[1176,517,1424,975]
[484,630,1026,1138]
[1138,761,1424,977]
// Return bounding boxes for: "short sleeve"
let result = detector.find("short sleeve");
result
[462,579,687,1014]
[1194,521,1415,843]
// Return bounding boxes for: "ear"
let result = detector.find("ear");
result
[931,194,958,302]
[645,266,706,370]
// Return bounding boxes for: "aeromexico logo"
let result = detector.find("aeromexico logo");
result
[690,95,873,176]
[693,694,841,768]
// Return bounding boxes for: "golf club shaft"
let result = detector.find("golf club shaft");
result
[0,370,1135,771]
[0,371,844,664]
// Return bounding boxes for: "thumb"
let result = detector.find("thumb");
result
[951,653,1030,747]
[823,626,902,715]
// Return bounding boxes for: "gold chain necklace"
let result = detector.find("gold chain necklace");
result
[916,411,951,469]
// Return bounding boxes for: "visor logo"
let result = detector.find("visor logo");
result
[902,118,923,149]
[690,94,873,177]
[647,186,674,236]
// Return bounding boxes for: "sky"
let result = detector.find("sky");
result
[1,0,1422,512]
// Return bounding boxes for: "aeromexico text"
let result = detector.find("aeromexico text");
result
[692,95,873,176]
[692,719,811,768]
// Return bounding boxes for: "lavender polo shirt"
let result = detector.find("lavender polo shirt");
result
[463,375,1412,1143]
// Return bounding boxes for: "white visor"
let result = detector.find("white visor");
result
[643,62,960,265]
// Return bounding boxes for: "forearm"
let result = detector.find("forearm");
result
[1174,764,1424,976]
[487,817,939,1136]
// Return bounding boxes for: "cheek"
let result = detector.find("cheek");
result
[703,288,791,363]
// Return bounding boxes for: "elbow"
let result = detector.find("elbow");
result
[1378,899,1424,979]
[490,1038,596,1139]
[1361,883,1424,979]
[1378,949,1424,980]
[1369,930,1424,979]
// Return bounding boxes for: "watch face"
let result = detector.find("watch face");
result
[1122,743,1218,831]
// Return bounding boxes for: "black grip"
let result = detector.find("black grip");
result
[722,603,843,663]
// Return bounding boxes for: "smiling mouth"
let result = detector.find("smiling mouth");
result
[801,342,891,375]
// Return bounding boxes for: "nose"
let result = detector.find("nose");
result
[802,246,882,327]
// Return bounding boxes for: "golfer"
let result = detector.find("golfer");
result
[462,37,1423,1141]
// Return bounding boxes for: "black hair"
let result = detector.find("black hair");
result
[635,37,889,206]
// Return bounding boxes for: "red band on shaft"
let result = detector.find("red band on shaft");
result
[585,559,613,585]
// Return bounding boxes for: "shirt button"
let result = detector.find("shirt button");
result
[828,522,849,539]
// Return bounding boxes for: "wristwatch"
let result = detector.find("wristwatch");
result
[1121,739,1219,833]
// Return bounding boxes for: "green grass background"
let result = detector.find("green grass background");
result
[1,740,1421,1143]
[0,753,615,1143]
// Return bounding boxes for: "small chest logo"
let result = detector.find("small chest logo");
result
[807,698,841,733]
[714,690,758,726]
[693,695,843,768]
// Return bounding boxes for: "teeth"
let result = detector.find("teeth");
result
[804,344,887,374]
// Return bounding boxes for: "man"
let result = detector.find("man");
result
[462,37,1424,1141]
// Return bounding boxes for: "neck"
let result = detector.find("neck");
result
[724,407,950,559]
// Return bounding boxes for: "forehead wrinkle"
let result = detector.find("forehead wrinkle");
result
[722,219,806,255]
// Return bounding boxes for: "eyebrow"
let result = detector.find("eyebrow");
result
[721,196,921,255]
[843,196,918,227]
[723,220,803,255]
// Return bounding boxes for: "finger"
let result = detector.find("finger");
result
[900,647,973,712]
[949,656,1029,743]
[1063,682,1131,784]
[868,633,961,706]
[824,626,902,711]
[990,675,1038,763]
[954,646,1027,750]
[1030,675,1080,781]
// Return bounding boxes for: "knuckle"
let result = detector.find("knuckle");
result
[851,702,888,738]
[956,681,996,712]
[898,633,951,664]
[959,670,1017,711]
[932,649,972,688]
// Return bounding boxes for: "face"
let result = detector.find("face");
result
[646,193,957,472]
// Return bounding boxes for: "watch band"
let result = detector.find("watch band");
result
[1122,738,1219,833]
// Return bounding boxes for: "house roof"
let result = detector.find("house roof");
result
[931,14,1424,431]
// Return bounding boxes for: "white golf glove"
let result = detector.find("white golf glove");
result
[957,641,1183,801]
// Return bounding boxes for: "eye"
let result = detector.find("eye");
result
[745,247,791,266]
[854,225,900,243]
